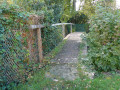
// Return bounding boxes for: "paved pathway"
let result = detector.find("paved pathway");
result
[46,32,83,81]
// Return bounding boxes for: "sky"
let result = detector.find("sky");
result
[116,0,120,8]
[76,0,80,11]
[76,0,120,11]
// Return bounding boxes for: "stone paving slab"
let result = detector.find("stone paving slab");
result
[46,32,83,81]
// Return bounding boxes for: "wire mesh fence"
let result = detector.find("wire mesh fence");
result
[0,24,41,84]
[0,2,41,84]
[74,24,89,32]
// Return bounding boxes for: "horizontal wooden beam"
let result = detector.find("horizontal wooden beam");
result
[29,25,44,29]
[52,23,74,26]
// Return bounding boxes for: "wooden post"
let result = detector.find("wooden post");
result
[62,24,65,38]
[30,25,44,63]
[37,28,43,63]
[71,24,72,33]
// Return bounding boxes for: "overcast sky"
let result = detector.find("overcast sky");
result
[116,0,120,8]
[76,0,120,11]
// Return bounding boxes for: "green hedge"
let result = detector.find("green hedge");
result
[87,6,120,72]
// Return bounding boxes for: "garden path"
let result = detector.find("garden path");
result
[46,32,83,81]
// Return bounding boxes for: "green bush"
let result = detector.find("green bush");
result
[37,8,63,55]
[87,6,120,72]
[68,12,88,24]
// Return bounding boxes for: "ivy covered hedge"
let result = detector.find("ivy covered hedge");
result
[87,6,120,72]
[0,3,32,86]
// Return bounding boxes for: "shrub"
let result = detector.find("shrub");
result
[37,8,63,55]
[87,6,120,72]
[68,12,88,24]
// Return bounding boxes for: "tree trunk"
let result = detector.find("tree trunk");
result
[73,0,76,10]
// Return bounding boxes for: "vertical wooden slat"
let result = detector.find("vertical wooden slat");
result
[37,28,43,63]
[62,24,65,38]
[71,24,72,33]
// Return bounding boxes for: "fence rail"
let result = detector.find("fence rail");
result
[52,23,74,38]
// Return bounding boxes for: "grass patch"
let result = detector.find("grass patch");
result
[75,41,120,90]
[11,40,67,90]
[11,38,120,90]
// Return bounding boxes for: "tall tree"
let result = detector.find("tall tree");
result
[60,0,76,22]
[73,0,76,10]
[44,0,64,23]
[80,0,95,17]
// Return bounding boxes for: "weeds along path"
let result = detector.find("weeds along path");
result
[46,32,83,81]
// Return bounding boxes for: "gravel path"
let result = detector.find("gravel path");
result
[46,32,83,81]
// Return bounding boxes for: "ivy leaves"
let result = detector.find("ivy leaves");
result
[0,3,30,85]
[0,24,5,54]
